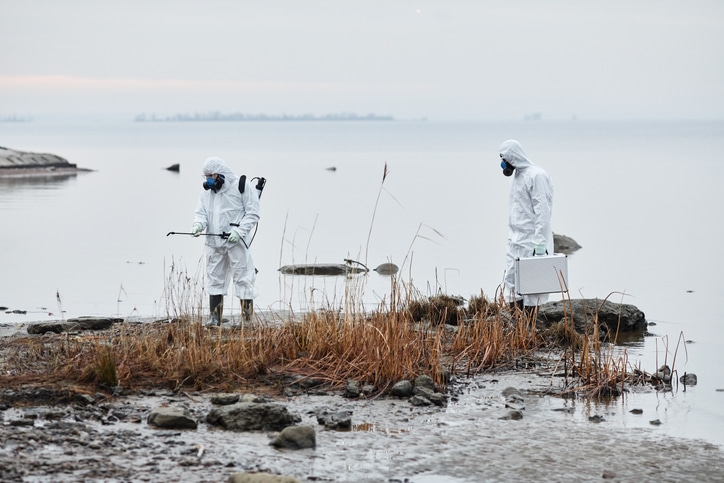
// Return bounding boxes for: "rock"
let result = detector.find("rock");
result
[409,395,433,406]
[414,375,437,392]
[537,299,647,334]
[269,425,316,449]
[315,408,352,430]
[0,146,89,176]
[650,419,662,426]
[374,263,399,275]
[211,394,241,405]
[206,402,301,431]
[412,386,447,406]
[390,380,413,398]
[499,410,523,420]
[344,380,361,398]
[228,473,301,483]
[147,407,198,430]
[27,317,123,335]
[553,233,582,254]
[680,373,698,385]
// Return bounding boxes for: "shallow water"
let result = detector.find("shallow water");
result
[3,371,722,482]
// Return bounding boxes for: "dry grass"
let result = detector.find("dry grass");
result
[0,288,666,401]
[0,288,545,396]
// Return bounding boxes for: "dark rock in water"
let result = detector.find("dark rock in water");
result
[537,299,647,334]
[206,402,301,431]
[166,163,180,172]
[680,373,698,386]
[374,263,399,275]
[27,316,123,335]
[316,407,352,429]
[270,425,316,449]
[553,233,582,254]
[147,406,198,429]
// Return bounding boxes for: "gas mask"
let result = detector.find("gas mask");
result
[500,159,515,177]
[203,173,225,192]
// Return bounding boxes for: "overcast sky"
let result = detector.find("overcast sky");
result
[1,0,722,121]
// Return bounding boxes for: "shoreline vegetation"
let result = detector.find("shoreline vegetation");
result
[133,111,396,122]
[0,287,669,406]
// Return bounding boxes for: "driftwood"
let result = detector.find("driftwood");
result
[279,264,367,276]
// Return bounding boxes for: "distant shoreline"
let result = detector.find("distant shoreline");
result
[134,112,396,122]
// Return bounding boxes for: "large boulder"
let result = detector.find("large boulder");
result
[537,299,647,334]
[27,317,123,335]
[206,402,301,431]
[0,146,79,174]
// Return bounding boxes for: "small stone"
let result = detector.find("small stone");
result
[650,419,662,426]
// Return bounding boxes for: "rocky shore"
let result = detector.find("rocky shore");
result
[0,146,89,177]
[1,359,722,482]
[1,308,723,482]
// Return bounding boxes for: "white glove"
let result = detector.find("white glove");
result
[227,229,241,244]
[534,244,547,256]
[192,223,203,237]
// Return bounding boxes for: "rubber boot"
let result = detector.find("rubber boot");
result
[208,294,223,327]
[241,299,253,323]
[508,299,524,311]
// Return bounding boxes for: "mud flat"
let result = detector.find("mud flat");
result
[1,328,722,482]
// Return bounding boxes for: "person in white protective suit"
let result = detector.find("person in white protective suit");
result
[499,140,554,309]
[192,156,260,326]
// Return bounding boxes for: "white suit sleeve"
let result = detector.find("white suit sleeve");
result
[192,193,208,231]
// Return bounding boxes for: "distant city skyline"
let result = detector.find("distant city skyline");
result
[1,1,722,121]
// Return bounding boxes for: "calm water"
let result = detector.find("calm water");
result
[1,118,723,447]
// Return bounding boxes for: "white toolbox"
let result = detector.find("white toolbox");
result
[515,253,569,295]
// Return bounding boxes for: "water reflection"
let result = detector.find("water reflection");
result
[0,172,78,190]
[612,330,646,348]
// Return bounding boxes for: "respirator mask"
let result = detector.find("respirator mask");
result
[203,173,225,192]
[500,159,515,177]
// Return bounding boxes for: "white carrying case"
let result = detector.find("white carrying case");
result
[515,253,569,295]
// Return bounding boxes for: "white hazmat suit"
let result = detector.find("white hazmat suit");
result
[193,157,260,303]
[500,140,554,307]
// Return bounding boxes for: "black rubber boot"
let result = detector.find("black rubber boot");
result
[508,299,524,311]
[241,299,253,323]
[208,294,223,326]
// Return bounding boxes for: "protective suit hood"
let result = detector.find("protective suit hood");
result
[499,140,533,169]
[202,156,236,180]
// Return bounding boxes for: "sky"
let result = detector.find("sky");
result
[1,0,723,121]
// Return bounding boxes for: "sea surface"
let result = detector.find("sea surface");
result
[1,117,723,449]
